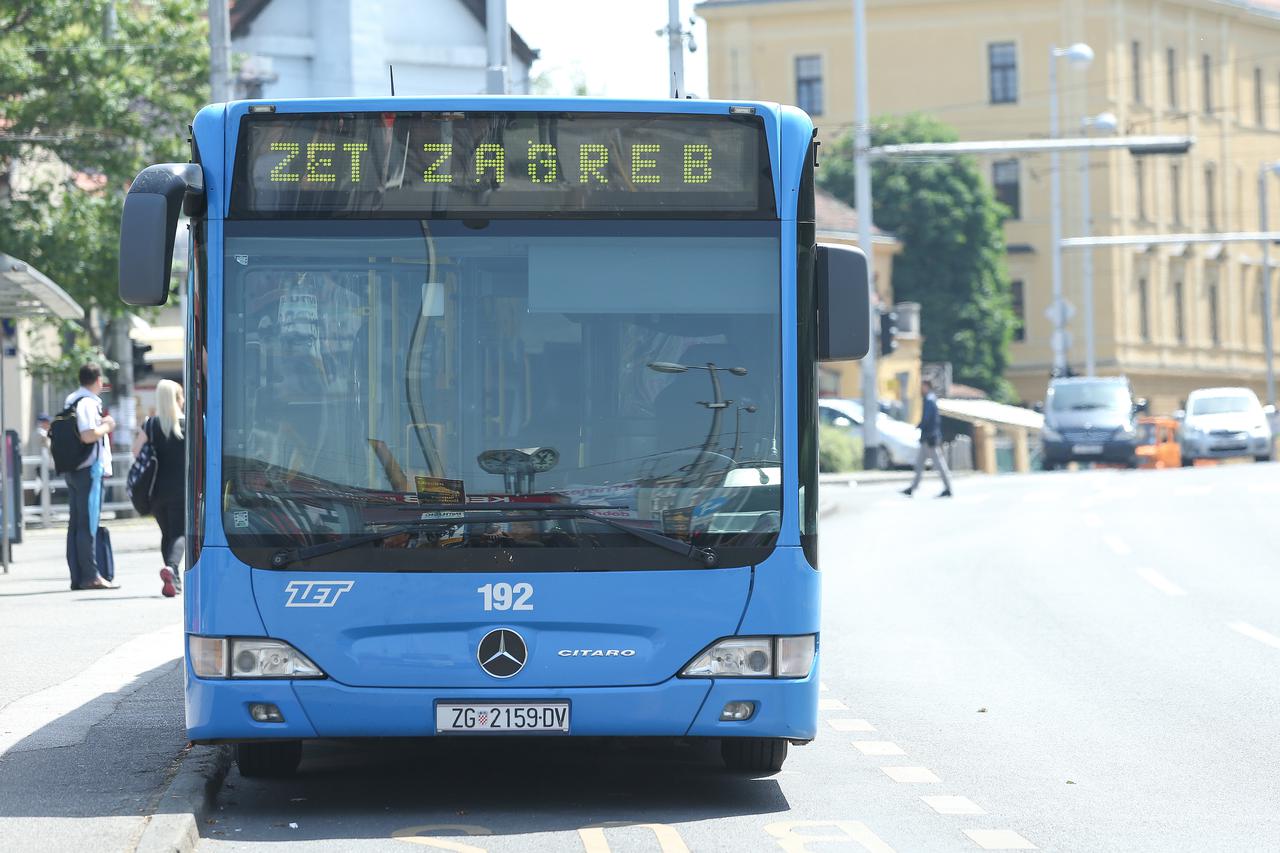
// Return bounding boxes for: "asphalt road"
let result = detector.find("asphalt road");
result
[194,461,1280,852]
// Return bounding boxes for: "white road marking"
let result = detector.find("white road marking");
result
[964,829,1037,850]
[818,697,849,711]
[827,718,876,732]
[1135,567,1187,597]
[0,624,182,756]
[1229,621,1280,650]
[921,795,985,815]
[852,740,905,756]
[1102,534,1132,556]
[881,766,941,783]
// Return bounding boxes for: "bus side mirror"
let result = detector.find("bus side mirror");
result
[816,243,871,361]
[119,163,205,306]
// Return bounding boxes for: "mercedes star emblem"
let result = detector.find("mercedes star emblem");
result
[477,628,528,678]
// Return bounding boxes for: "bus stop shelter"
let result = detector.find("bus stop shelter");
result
[0,254,85,572]
[937,397,1044,474]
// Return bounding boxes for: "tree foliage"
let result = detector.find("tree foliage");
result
[819,114,1018,401]
[0,0,208,326]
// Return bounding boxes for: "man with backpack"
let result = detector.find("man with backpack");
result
[52,363,118,590]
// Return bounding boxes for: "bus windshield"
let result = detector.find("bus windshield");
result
[221,219,782,571]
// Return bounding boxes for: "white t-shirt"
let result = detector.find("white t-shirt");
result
[65,387,112,476]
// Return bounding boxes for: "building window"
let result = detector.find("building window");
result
[1256,67,1266,126]
[993,159,1020,219]
[1135,160,1147,221]
[1204,165,1217,230]
[1167,47,1178,110]
[1171,163,1183,225]
[989,42,1017,104]
[1138,277,1151,341]
[1202,54,1213,114]
[1011,279,1026,342]
[795,55,823,116]
[1132,41,1143,103]
[1173,279,1186,343]
[1207,273,1220,345]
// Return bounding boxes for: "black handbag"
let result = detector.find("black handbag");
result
[127,417,159,515]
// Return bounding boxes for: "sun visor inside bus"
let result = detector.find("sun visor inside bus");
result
[528,237,777,315]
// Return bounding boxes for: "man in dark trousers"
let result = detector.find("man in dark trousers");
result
[64,363,118,589]
[902,379,953,498]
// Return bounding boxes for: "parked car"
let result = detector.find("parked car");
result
[818,398,920,470]
[1178,387,1274,464]
[1135,416,1181,469]
[1040,376,1143,470]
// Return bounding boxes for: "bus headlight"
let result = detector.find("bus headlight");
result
[680,635,816,679]
[189,635,325,679]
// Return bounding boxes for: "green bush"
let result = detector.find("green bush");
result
[819,425,864,473]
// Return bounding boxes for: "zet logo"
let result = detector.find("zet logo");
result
[284,580,355,608]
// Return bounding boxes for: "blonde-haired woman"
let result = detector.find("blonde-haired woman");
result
[133,379,186,597]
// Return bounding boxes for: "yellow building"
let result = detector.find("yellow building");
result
[698,0,1280,412]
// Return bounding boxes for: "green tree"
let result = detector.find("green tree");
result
[0,0,209,332]
[819,114,1018,401]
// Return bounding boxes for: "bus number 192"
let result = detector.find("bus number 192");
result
[477,582,533,611]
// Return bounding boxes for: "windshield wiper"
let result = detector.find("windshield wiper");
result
[480,503,719,568]
[269,518,467,568]
[267,502,717,569]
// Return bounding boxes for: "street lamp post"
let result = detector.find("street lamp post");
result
[1080,111,1118,378]
[733,404,758,460]
[1049,42,1094,376]
[1258,164,1280,407]
[648,361,748,476]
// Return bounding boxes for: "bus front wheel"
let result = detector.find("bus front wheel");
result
[236,740,302,778]
[721,737,788,773]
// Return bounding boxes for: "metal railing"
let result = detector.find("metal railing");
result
[20,450,136,527]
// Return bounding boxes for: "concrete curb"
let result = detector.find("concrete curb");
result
[133,744,232,853]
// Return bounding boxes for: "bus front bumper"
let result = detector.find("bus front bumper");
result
[186,671,820,743]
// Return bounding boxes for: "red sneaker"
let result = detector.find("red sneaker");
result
[160,567,177,598]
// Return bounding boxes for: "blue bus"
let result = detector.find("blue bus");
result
[119,97,869,777]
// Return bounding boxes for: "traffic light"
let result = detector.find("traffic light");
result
[879,309,898,357]
[132,341,154,379]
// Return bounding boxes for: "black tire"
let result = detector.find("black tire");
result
[876,446,893,471]
[1256,454,1273,463]
[236,741,303,778]
[721,737,788,773]
[1041,459,1057,471]
[1181,456,1194,468]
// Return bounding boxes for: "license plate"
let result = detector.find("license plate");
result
[1073,444,1104,454]
[436,702,569,734]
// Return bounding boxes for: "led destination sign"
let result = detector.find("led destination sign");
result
[230,112,774,217]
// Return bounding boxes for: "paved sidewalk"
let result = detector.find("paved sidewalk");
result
[0,518,190,853]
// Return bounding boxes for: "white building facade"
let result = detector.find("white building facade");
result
[230,0,538,98]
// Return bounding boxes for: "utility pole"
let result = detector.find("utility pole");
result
[853,0,880,469]
[209,0,233,102]
[1260,166,1278,407]
[485,0,509,95]
[105,1,135,448]
[665,0,686,98]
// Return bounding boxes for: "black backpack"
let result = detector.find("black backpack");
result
[50,401,94,475]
